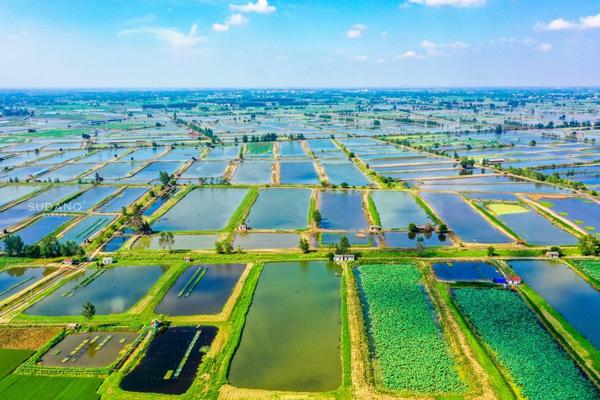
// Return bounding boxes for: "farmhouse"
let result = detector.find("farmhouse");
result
[545,251,560,259]
[507,276,522,285]
[333,254,355,262]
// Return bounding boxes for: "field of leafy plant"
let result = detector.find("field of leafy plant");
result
[356,263,465,394]
[0,375,103,400]
[576,260,600,283]
[453,288,598,400]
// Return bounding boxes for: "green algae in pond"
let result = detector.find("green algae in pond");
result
[228,261,342,392]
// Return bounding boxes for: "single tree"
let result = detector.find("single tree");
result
[487,246,496,257]
[2,235,24,256]
[312,209,322,227]
[82,302,96,321]
[158,232,175,252]
[299,238,310,254]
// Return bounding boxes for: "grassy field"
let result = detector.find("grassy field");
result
[0,349,34,380]
[0,375,103,400]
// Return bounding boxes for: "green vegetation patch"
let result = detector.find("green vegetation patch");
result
[486,203,529,216]
[0,349,34,380]
[0,375,102,400]
[356,263,465,394]
[453,288,598,400]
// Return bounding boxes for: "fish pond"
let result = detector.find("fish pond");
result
[507,259,600,350]
[371,190,430,229]
[120,326,217,395]
[152,188,248,231]
[229,261,342,392]
[231,161,272,184]
[156,264,245,315]
[279,161,319,185]
[319,190,368,230]
[25,265,164,316]
[432,261,503,282]
[40,331,137,368]
[233,233,300,250]
[9,215,74,245]
[420,192,512,244]
[96,187,147,213]
[245,188,310,230]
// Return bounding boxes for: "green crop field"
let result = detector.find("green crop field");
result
[0,375,103,400]
[356,263,465,394]
[453,288,598,400]
[0,349,34,380]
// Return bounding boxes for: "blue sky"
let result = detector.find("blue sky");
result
[1,0,599,87]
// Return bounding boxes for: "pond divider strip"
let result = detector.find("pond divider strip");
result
[62,269,105,297]
[177,267,207,298]
[173,330,201,379]
[0,276,35,297]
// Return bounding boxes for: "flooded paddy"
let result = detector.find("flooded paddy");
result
[132,234,219,250]
[420,192,512,244]
[120,326,217,395]
[0,184,42,208]
[322,162,371,186]
[57,186,119,212]
[38,163,95,182]
[40,331,137,368]
[382,231,452,248]
[178,161,228,182]
[126,161,182,183]
[231,161,272,184]
[156,264,245,315]
[229,261,341,392]
[508,260,600,349]
[25,265,164,315]
[484,202,577,245]
[537,196,600,235]
[371,190,430,228]
[96,187,147,212]
[280,160,319,185]
[0,266,55,302]
[153,188,248,231]
[233,233,300,250]
[9,215,74,245]
[319,190,368,230]
[432,261,502,282]
[205,146,239,160]
[245,188,310,229]
[59,215,114,244]
[279,141,306,157]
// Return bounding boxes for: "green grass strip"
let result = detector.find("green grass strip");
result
[173,330,201,379]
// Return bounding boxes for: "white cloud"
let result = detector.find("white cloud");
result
[119,24,204,48]
[229,0,276,14]
[537,12,600,31]
[212,13,249,32]
[352,54,369,61]
[212,23,230,32]
[395,50,420,59]
[374,58,385,64]
[346,24,367,39]
[407,0,485,7]
[536,43,552,52]
[419,39,469,56]
[421,40,440,56]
